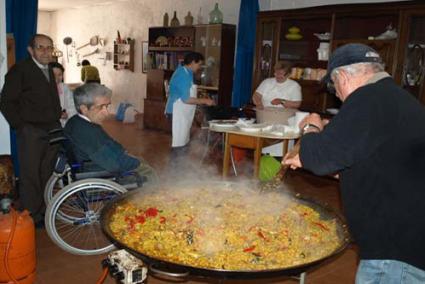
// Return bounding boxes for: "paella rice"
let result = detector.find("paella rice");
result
[108,185,343,270]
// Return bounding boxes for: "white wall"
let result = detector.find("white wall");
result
[40,0,240,113]
[0,0,10,154]
[37,10,53,36]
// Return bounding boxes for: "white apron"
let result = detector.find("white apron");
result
[171,84,197,147]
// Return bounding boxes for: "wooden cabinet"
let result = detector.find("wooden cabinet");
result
[254,0,425,111]
[397,10,425,104]
[144,24,236,132]
[113,40,135,71]
[6,34,15,69]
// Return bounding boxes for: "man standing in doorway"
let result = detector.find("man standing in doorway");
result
[0,34,61,227]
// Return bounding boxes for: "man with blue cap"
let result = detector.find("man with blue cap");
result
[284,43,425,283]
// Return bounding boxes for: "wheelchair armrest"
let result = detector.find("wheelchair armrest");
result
[74,170,116,180]
[53,153,69,174]
[49,136,67,145]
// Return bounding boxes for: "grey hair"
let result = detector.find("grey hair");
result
[73,83,112,113]
[331,62,385,78]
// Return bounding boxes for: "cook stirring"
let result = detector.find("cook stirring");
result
[165,52,215,168]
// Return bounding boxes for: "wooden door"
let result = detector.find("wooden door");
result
[332,39,397,75]
[252,18,281,92]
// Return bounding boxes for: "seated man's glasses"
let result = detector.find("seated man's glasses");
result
[91,103,111,111]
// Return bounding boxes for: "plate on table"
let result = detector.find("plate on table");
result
[238,123,272,133]
[269,125,290,136]
[209,120,238,128]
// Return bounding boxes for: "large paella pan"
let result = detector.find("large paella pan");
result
[101,182,350,278]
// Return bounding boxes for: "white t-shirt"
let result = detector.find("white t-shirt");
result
[255,78,302,107]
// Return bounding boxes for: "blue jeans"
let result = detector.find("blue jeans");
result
[356,260,425,284]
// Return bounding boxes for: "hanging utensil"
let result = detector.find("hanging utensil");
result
[63,37,72,63]
[82,48,100,58]
[77,35,99,50]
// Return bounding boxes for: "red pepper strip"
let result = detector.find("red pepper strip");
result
[145,207,159,217]
[313,222,329,231]
[243,245,256,252]
[136,215,146,224]
[159,216,166,224]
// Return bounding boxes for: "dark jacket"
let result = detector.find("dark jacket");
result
[64,115,140,174]
[300,76,425,270]
[0,58,61,130]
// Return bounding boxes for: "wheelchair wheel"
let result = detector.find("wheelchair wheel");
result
[45,178,127,255]
[44,168,74,205]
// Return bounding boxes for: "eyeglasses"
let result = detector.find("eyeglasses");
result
[91,103,111,111]
[34,44,54,52]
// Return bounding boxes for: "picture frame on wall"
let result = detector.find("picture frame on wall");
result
[142,41,149,73]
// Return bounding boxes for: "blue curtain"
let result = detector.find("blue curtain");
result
[6,0,38,60]
[5,0,38,176]
[231,0,259,107]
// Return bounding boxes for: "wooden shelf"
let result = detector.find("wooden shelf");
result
[197,85,219,91]
[113,39,135,72]
[293,79,323,85]
[149,46,194,52]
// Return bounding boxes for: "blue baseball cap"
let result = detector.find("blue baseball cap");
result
[323,43,383,83]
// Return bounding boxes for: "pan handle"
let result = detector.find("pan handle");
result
[149,263,190,278]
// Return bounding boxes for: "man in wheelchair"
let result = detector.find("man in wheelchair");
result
[63,83,157,186]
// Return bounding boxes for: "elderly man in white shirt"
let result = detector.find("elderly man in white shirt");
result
[253,61,302,110]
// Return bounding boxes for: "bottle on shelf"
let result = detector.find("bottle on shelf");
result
[197,7,203,24]
[170,11,180,27]
[163,12,169,27]
[209,3,223,24]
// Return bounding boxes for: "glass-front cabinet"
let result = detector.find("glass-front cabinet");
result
[253,18,280,89]
[254,1,425,112]
[195,25,221,91]
[399,11,425,104]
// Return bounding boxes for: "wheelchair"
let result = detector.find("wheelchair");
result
[44,134,144,256]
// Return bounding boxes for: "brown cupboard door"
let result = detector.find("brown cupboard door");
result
[143,99,171,132]
[253,18,281,92]
[398,10,425,104]
[332,39,396,75]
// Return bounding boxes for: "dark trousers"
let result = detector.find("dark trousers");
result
[17,125,59,222]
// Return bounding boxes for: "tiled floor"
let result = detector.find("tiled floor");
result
[35,118,358,284]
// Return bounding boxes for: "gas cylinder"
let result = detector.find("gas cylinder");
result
[0,206,35,284]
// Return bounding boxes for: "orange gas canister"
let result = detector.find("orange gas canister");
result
[0,209,35,284]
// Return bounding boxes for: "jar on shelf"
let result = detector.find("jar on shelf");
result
[185,11,193,26]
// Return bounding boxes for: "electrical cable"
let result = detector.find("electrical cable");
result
[95,266,109,284]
